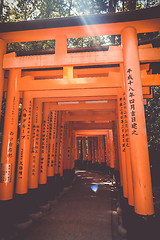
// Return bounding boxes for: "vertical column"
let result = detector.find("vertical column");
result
[63,124,68,172]
[0,69,21,200]
[115,103,123,187]
[82,137,87,164]
[121,27,154,215]
[66,123,71,171]
[105,133,109,167]
[117,94,128,198]
[105,131,111,168]
[109,130,115,169]
[91,138,95,165]
[113,123,119,171]
[101,136,106,164]
[97,136,101,165]
[16,92,33,194]
[95,137,99,165]
[47,111,57,177]
[58,113,64,177]
[0,39,6,122]
[28,99,42,189]
[70,133,76,170]
[54,112,60,176]
[87,137,92,166]
[76,139,80,160]
[39,103,50,184]
[123,94,134,206]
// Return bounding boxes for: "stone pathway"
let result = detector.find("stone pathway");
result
[18,170,121,240]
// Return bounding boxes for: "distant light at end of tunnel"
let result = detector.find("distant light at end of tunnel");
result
[91,184,98,192]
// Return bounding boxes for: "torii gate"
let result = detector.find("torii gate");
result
[0,6,160,217]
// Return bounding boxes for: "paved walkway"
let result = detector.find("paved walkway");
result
[20,170,120,240]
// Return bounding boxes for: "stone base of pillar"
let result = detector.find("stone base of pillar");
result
[119,193,155,240]
[99,162,107,173]
[86,161,92,170]
[0,199,17,236]
[47,176,56,201]
[27,189,41,214]
[82,160,87,169]
[63,169,70,187]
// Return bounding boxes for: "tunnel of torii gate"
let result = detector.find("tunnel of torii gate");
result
[0,6,160,218]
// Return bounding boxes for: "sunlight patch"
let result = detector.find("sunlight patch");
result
[91,184,98,193]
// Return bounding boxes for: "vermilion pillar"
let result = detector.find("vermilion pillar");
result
[16,92,33,194]
[105,132,110,167]
[76,140,80,160]
[82,137,87,161]
[58,113,64,177]
[117,94,128,198]
[121,27,154,215]
[101,136,106,163]
[66,123,71,171]
[54,112,60,175]
[0,39,6,122]
[87,138,92,163]
[28,99,42,189]
[109,130,115,169]
[98,136,102,164]
[114,117,123,186]
[95,137,99,164]
[70,133,76,170]
[113,123,119,171]
[39,103,50,184]
[0,69,21,200]
[123,94,134,206]
[63,124,68,172]
[47,111,57,177]
[91,138,95,164]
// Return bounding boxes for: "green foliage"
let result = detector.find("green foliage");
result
[145,87,160,151]
[0,0,10,22]
[7,40,55,54]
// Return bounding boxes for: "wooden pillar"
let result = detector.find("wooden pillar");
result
[121,26,154,215]
[101,136,106,163]
[95,137,99,164]
[63,124,68,171]
[28,99,42,189]
[87,137,92,163]
[47,111,57,177]
[82,137,87,161]
[114,113,123,186]
[76,139,80,160]
[117,94,128,198]
[16,92,33,194]
[54,112,61,176]
[58,113,64,177]
[97,136,102,164]
[39,103,50,184]
[0,39,6,122]
[105,132,110,167]
[113,122,119,171]
[109,130,115,169]
[70,133,76,170]
[91,138,95,164]
[123,94,134,206]
[0,69,21,200]
[66,123,72,171]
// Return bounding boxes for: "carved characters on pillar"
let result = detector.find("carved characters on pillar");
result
[123,93,130,148]
[119,97,125,153]
[127,68,138,135]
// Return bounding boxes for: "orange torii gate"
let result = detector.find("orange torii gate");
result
[0,6,160,218]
